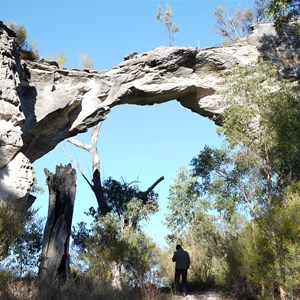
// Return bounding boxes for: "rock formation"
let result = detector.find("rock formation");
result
[0,20,299,208]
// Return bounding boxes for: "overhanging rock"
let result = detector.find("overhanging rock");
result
[0,20,299,207]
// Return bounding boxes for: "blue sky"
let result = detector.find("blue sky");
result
[2,0,254,245]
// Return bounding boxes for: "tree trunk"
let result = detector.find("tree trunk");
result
[279,285,286,300]
[111,261,122,291]
[39,164,76,282]
[67,122,110,214]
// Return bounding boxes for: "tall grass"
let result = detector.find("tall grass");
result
[0,276,141,300]
[0,274,173,300]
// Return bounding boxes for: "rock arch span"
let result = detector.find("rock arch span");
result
[0,20,299,207]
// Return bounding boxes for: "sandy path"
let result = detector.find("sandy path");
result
[170,291,234,300]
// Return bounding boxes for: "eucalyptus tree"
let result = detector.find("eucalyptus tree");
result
[212,61,300,299]
[165,167,227,288]
[221,62,300,193]
[166,60,300,298]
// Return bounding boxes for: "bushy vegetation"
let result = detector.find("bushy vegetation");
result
[71,177,161,292]
[0,206,42,266]
[8,21,39,60]
[2,2,300,299]
[267,0,300,24]
[79,54,95,69]
[160,61,300,299]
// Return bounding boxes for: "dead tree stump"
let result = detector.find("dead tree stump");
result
[39,164,76,282]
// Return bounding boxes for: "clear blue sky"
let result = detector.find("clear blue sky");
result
[2,0,254,245]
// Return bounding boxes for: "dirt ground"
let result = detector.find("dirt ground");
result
[170,291,235,300]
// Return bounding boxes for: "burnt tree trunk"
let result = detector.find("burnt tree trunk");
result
[39,164,76,282]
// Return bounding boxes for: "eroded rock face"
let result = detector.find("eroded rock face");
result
[20,44,261,162]
[0,20,299,207]
[0,21,35,208]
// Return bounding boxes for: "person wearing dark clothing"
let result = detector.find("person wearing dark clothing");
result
[172,244,190,295]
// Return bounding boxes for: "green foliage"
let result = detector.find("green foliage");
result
[191,145,266,222]
[186,144,300,296]
[72,176,160,288]
[222,62,300,188]
[157,3,179,46]
[217,61,300,296]
[257,182,300,291]
[164,61,300,297]
[0,205,24,260]
[121,229,159,286]
[214,0,300,44]
[79,54,95,69]
[72,211,160,288]
[44,52,67,67]
[0,206,43,277]
[267,0,300,23]
[225,183,300,298]
[165,167,201,237]
[165,167,227,288]
[88,177,159,229]
[74,214,126,283]
[3,209,44,277]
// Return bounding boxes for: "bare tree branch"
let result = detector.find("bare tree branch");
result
[145,176,164,194]
[60,144,92,189]
[67,138,91,152]
[65,122,107,212]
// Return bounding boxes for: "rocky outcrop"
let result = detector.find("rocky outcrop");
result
[0,21,35,208]
[0,20,299,208]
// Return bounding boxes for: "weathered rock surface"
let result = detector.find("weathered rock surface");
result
[0,20,299,207]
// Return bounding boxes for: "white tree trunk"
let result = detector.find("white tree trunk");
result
[279,285,286,300]
[111,261,122,291]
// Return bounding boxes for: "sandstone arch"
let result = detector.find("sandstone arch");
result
[0,20,299,207]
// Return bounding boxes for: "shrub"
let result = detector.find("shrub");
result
[8,21,39,61]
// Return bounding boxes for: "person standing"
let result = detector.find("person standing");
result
[172,244,190,295]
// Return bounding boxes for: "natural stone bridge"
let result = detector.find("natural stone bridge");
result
[0,20,299,207]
